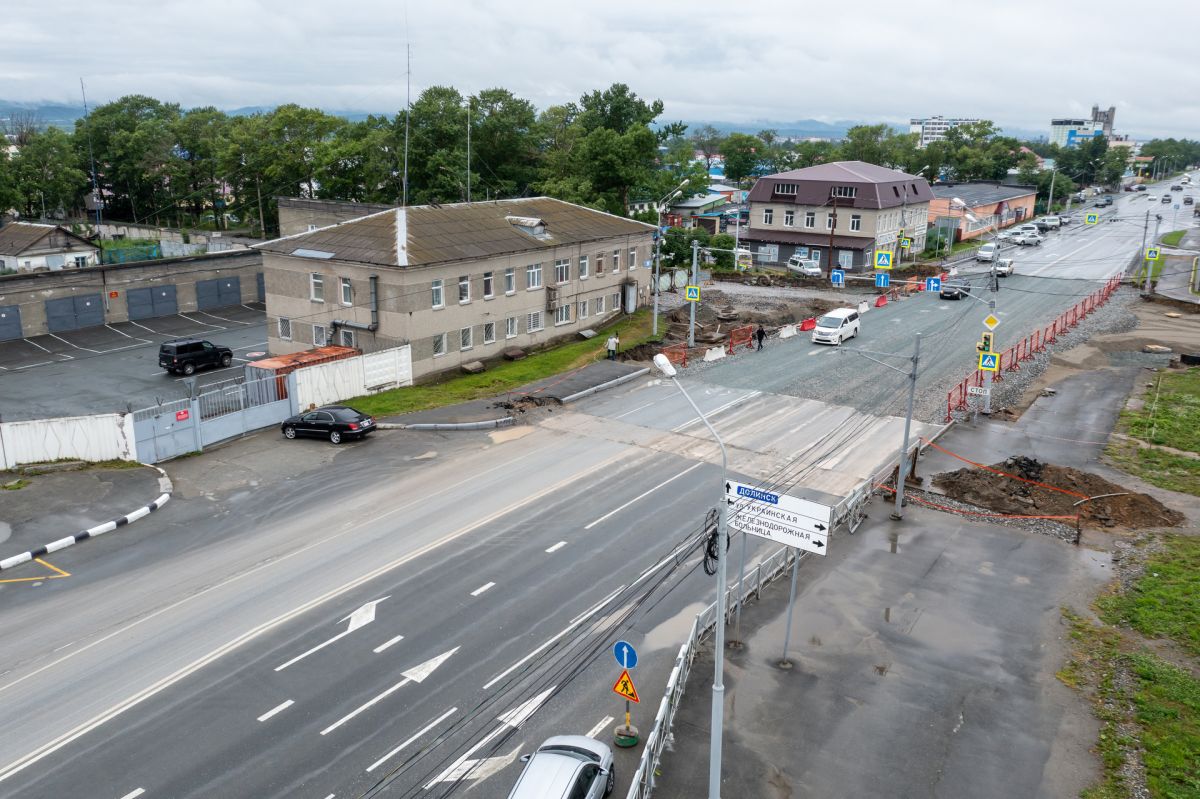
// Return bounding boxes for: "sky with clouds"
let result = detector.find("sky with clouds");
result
[4,0,1196,140]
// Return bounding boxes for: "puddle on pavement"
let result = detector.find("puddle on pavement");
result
[1076,547,1112,579]
[489,426,534,444]
[641,602,707,651]
[0,520,10,544]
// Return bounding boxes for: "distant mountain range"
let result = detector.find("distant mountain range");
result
[0,100,382,129]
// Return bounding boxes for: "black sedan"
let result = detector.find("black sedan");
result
[281,405,375,444]
[940,280,972,300]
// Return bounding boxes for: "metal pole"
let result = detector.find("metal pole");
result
[1046,169,1057,214]
[688,239,699,348]
[733,528,747,645]
[891,333,921,520]
[665,375,728,799]
[1141,208,1151,293]
[653,209,663,336]
[465,96,471,203]
[983,300,995,415]
[779,551,800,665]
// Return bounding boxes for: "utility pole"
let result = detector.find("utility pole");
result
[983,299,995,415]
[1046,169,1057,214]
[79,78,102,226]
[402,43,411,207]
[827,196,838,268]
[256,176,266,238]
[1141,208,1152,293]
[688,238,699,347]
[465,96,472,203]
[892,334,921,519]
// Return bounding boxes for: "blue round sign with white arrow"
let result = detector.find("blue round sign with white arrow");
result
[613,640,638,669]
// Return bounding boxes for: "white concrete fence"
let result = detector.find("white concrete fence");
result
[294,345,413,411]
[0,413,137,470]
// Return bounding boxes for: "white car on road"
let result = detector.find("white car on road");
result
[1015,232,1044,246]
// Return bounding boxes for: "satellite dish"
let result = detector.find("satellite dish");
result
[672,269,688,289]
[658,273,673,292]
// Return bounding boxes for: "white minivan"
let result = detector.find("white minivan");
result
[812,307,861,345]
[976,243,997,262]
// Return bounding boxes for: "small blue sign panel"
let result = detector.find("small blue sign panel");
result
[831,269,845,286]
[614,640,638,669]
[875,272,890,288]
[925,277,942,292]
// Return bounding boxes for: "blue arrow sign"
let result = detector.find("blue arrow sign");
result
[831,269,845,286]
[875,272,890,288]
[925,277,942,292]
[614,640,638,669]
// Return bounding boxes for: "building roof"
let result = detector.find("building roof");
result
[929,183,1037,207]
[257,197,655,269]
[737,227,875,251]
[0,222,97,256]
[747,161,934,209]
[672,193,727,210]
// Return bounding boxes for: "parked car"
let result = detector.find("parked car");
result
[1059,214,1074,225]
[158,339,233,375]
[1162,195,1172,204]
[1033,219,1053,232]
[1185,196,1194,205]
[1040,216,1062,230]
[785,254,822,276]
[280,405,375,444]
[1015,231,1044,246]
[940,279,972,300]
[506,735,615,799]
[995,257,1015,277]
[1014,223,1039,235]
[976,242,998,262]
[1095,196,1114,207]
[1147,195,1158,202]
[811,307,861,346]
[1171,184,1183,191]
[996,229,1018,242]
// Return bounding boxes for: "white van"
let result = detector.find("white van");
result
[976,243,997,262]
[811,307,860,346]
[786,254,822,276]
[1041,216,1062,230]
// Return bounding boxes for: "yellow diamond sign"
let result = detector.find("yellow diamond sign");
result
[983,314,1000,331]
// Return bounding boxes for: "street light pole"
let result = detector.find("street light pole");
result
[653,354,728,799]
[652,179,690,337]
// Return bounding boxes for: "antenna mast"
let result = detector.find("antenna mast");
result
[402,44,411,207]
[80,78,102,226]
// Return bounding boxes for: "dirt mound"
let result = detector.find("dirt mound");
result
[661,290,839,343]
[932,456,1184,529]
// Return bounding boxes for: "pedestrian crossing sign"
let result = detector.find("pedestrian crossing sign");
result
[1145,247,1160,261]
[875,251,893,269]
[978,352,1000,372]
[612,669,640,703]
[1085,212,1099,225]
[900,237,912,249]
[685,285,701,302]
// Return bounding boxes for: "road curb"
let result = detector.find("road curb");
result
[377,417,515,431]
[0,464,173,571]
[560,367,651,404]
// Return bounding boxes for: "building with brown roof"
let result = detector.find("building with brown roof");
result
[257,198,655,379]
[0,222,99,273]
[739,161,933,270]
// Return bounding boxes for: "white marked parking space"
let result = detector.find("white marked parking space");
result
[256,700,294,722]
[470,582,496,597]
[177,313,223,329]
[366,707,458,773]
[586,716,615,739]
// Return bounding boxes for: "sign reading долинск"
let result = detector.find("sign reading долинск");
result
[725,480,832,555]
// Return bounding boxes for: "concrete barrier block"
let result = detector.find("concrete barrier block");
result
[704,346,727,362]
[778,325,797,339]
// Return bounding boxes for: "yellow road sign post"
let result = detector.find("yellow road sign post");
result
[684,285,701,302]
[978,352,1000,372]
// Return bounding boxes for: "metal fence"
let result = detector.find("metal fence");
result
[625,545,800,799]
[198,375,286,420]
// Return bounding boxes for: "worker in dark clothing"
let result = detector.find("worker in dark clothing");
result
[755,325,766,351]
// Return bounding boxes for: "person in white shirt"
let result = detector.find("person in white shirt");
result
[606,334,619,360]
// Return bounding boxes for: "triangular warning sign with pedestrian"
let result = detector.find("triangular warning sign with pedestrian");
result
[612,669,640,703]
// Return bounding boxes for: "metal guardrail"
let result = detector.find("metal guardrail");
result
[625,545,800,799]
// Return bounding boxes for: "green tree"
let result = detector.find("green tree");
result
[840,124,892,165]
[577,83,663,133]
[0,154,22,215]
[11,127,88,219]
[720,133,764,185]
[709,232,736,269]
[690,124,723,170]
[791,139,838,168]
[406,86,470,204]
[469,88,539,198]
[172,107,230,225]
[660,225,710,268]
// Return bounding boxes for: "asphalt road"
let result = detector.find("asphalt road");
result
[0,304,267,421]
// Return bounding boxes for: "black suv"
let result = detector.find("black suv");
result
[159,339,233,375]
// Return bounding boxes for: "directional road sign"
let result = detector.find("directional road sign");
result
[830,269,845,287]
[875,272,890,288]
[1146,247,1160,261]
[1085,212,1099,225]
[978,352,1000,372]
[612,669,640,703]
[725,480,831,556]
[900,237,912,249]
[875,251,893,270]
[982,313,1000,331]
[613,640,638,669]
[684,285,701,301]
[925,277,942,292]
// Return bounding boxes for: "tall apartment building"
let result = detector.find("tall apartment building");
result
[1051,104,1117,147]
[908,116,980,147]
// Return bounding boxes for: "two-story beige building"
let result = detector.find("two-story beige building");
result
[739,161,933,271]
[257,198,655,380]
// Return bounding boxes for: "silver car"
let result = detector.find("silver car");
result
[507,735,615,799]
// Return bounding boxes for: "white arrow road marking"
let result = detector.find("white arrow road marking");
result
[320,648,458,735]
[275,597,390,671]
[366,707,458,773]
[424,688,555,788]
[428,745,524,785]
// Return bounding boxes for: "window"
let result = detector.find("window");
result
[838,251,853,268]
[578,299,589,320]
[341,329,355,347]
[460,326,473,350]
[629,248,638,270]
[555,304,571,325]
[594,295,605,315]
[827,214,835,230]
[578,255,589,279]
[526,263,542,289]
[74,255,88,268]
[893,186,901,198]
[432,332,446,357]
[612,249,621,272]
[278,317,292,340]
[431,279,444,309]
[757,243,780,263]
[784,210,795,227]
[555,258,570,283]
[483,272,494,298]
[774,183,798,195]
[611,292,621,312]
[596,252,605,275]
[527,310,544,332]
[850,214,862,232]
[831,186,857,199]
[483,321,496,344]
[805,211,815,228]
[310,273,324,302]
[506,316,518,338]
[340,277,352,305]
[763,208,774,224]
[504,268,516,294]
[313,324,327,346]
[458,275,470,303]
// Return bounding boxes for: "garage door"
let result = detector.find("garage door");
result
[196,277,241,310]
[0,305,22,341]
[45,294,104,333]
[126,286,179,321]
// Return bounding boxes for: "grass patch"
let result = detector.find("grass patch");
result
[1107,444,1200,497]
[1162,230,1186,247]
[1133,259,1166,285]
[2,478,30,490]
[347,310,661,418]
[1098,535,1200,659]
[1119,369,1200,452]
[1127,652,1200,797]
